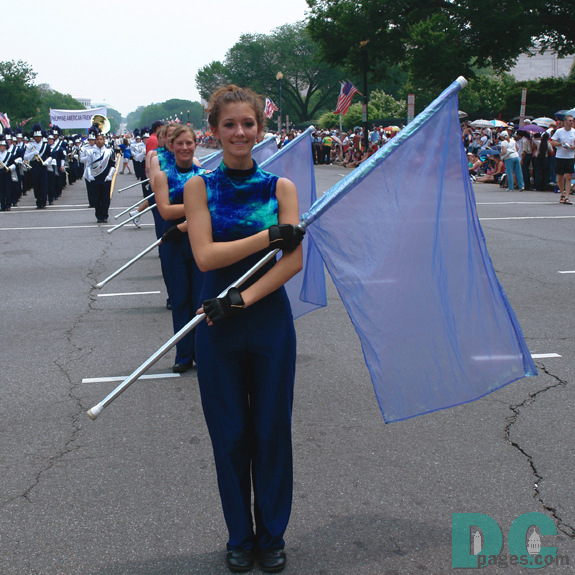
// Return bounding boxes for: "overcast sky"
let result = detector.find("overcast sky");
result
[3,0,310,118]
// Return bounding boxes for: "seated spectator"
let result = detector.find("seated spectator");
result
[476,155,505,184]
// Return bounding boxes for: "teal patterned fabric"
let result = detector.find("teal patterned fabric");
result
[157,147,175,171]
[200,161,279,241]
[166,163,205,205]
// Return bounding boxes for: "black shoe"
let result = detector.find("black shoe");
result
[258,549,287,573]
[226,549,255,573]
[172,362,191,373]
[166,300,172,310]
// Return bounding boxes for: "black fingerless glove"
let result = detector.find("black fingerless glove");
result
[203,287,245,325]
[268,224,305,251]
[162,225,184,243]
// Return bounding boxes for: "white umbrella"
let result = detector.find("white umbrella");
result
[490,120,508,128]
[533,117,554,128]
[459,110,468,118]
[469,119,493,128]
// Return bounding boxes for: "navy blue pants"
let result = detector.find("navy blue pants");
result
[159,235,203,365]
[0,172,11,210]
[92,180,111,220]
[31,166,47,207]
[195,256,296,551]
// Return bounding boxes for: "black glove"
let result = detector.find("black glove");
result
[268,224,305,251]
[203,287,245,325]
[162,225,184,243]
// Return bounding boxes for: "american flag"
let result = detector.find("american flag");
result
[335,81,358,116]
[174,117,181,123]
[21,117,33,126]
[0,112,10,129]
[264,98,279,119]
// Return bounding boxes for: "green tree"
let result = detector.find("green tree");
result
[456,73,516,119]
[0,60,41,122]
[196,22,344,123]
[307,1,575,93]
[132,100,204,130]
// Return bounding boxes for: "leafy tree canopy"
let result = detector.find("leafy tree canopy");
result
[130,99,204,130]
[196,21,344,123]
[0,60,41,121]
[307,1,575,95]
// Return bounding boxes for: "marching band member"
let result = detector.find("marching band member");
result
[46,133,58,205]
[12,129,26,202]
[184,85,304,574]
[85,133,116,223]
[53,125,67,196]
[131,131,146,181]
[24,124,50,209]
[153,125,206,372]
[3,129,21,207]
[81,129,98,207]
[0,135,17,211]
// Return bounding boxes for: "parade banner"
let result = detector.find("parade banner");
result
[302,78,537,423]
[49,106,107,129]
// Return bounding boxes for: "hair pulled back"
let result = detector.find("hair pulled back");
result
[207,85,265,129]
[170,125,196,144]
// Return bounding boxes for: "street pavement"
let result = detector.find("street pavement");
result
[0,161,574,574]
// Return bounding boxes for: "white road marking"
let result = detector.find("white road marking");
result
[472,353,561,360]
[97,291,161,297]
[0,224,154,231]
[82,373,181,383]
[480,216,575,221]
[558,271,575,274]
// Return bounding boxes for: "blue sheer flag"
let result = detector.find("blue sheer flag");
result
[200,136,278,171]
[302,79,537,423]
[261,127,327,319]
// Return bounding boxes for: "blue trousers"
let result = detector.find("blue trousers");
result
[196,255,296,551]
[159,235,203,364]
[504,157,524,190]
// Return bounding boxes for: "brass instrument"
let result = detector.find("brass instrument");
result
[0,160,9,172]
[34,154,46,166]
[91,114,111,135]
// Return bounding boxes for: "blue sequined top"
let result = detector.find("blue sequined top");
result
[199,161,279,242]
[166,162,205,205]
[157,147,175,171]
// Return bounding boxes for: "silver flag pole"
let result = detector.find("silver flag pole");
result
[107,204,155,234]
[115,193,155,220]
[118,178,149,193]
[95,238,163,289]
[87,246,288,420]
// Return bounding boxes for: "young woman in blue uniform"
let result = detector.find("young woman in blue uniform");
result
[184,85,305,573]
[153,125,205,373]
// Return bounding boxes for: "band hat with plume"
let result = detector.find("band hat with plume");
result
[32,123,43,137]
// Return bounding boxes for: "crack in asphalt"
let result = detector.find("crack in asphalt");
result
[5,241,113,505]
[504,362,575,539]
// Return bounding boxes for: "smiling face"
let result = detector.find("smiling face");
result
[172,131,196,164]
[213,102,261,167]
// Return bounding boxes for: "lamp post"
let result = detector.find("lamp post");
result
[360,40,370,153]
[187,109,190,126]
[276,71,283,136]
